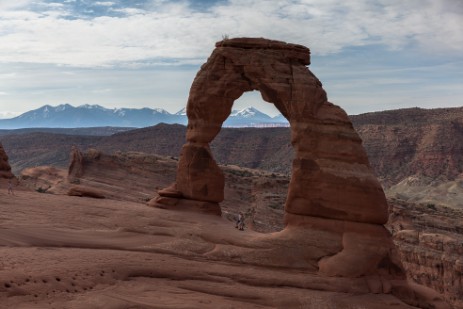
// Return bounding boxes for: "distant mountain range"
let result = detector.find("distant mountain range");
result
[0,104,288,129]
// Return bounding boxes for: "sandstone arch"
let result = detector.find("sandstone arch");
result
[151,38,395,277]
[153,37,388,224]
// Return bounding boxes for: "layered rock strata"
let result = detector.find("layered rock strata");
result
[388,199,463,308]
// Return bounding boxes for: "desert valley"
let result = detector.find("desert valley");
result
[0,37,462,309]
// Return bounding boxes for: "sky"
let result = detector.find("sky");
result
[0,0,462,118]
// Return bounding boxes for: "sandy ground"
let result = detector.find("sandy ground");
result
[0,185,433,309]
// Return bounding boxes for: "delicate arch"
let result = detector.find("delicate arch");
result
[153,37,388,226]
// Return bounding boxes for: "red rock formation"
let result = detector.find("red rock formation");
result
[0,142,14,179]
[351,107,463,188]
[388,199,463,308]
[150,38,396,278]
[18,147,452,307]
[68,146,84,179]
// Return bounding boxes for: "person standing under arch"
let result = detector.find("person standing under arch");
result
[8,178,15,195]
[235,212,245,231]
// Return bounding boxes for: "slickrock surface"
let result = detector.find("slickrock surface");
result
[0,187,447,308]
[17,150,454,308]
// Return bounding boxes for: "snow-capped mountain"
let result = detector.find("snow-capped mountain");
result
[230,107,268,118]
[0,104,288,129]
[225,107,273,126]
[0,104,177,129]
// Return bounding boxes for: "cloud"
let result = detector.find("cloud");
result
[0,0,461,67]
[94,2,115,6]
[0,62,198,114]
[0,111,20,119]
[0,0,34,10]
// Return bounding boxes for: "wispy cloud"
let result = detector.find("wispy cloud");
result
[0,0,461,116]
[0,0,461,67]
[95,2,115,6]
[0,0,34,10]
[0,111,20,119]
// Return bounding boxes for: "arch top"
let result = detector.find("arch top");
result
[215,37,311,65]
